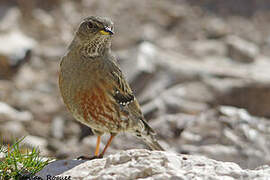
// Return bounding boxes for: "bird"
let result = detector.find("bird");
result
[59,16,164,159]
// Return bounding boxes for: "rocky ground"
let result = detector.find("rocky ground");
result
[0,0,270,174]
[36,149,270,180]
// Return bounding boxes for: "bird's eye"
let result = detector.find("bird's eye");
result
[87,22,93,29]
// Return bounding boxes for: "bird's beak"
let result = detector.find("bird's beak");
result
[99,27,114,35]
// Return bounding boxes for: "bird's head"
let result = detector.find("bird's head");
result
[72,16,114,57]
[76,16,114,43]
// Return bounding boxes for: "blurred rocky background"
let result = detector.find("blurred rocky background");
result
[0,0,270,170]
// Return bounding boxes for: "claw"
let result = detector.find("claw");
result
[77,155,102,160]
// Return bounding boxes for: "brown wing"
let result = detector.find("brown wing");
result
[104,58,164,150]
[103,56,156,132]
[105,59,144,119]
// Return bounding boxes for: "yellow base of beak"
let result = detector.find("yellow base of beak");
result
[100,30,110,35]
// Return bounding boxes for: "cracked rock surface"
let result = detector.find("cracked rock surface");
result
[36,149,270,180]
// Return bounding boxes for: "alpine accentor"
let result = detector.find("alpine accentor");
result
[59,16,164,158]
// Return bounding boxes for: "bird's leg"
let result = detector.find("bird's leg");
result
[77,135,102,160]
[98,133,116,158]
[94,136,101,156]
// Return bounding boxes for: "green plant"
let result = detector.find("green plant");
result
[0,137,50,179]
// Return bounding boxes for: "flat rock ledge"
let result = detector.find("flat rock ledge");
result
[36,149,270,180]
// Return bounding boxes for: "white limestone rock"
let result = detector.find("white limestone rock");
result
[0,101,33,122]
[226,35,259,63]
[36,149,270,180]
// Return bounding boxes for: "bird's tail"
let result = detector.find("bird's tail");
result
[141,132,165,151]
[136,119,165,151]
